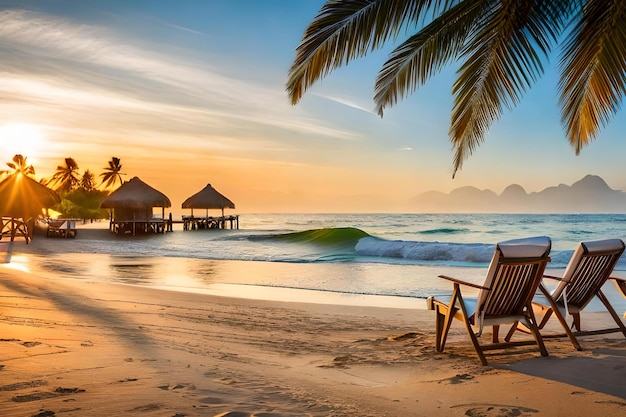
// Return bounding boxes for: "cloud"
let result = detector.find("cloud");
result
[312,93,378,115]
[164,22,207,37]
[0,8,360,148]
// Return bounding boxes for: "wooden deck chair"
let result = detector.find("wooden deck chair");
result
[506,239,626,350]
[427,236,552,366]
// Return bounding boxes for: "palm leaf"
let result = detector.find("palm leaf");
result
[374,0,490,116]
[287,0,446,105]
[559,0,626,153]
[450,0,566,176]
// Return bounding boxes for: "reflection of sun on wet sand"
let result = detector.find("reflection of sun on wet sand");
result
[2,257,626,415]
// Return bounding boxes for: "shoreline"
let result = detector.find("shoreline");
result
[7,225,626,313]
[3,224,464,309]
[1,265,626,416]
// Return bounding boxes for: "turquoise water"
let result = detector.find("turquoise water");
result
[9,213,626,310]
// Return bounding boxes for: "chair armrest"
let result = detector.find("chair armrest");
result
[438,274,487,290]
[542,274,564,281]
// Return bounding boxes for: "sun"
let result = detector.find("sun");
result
[0,123,47,163]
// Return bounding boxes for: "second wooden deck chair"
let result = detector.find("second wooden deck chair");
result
[427,236,552,366]
[506,239,626,350]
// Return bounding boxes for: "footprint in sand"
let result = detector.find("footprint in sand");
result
[455,404,539,417]
[11,387,85,402]
[447,373,475,384]
[0,379,48,391]
[32,411,55,417]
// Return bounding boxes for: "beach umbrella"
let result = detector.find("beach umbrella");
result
[100,176,171,209]
[0,173,61,219]
[182,183,235,216]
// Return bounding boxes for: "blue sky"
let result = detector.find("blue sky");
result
[1,1,625,213]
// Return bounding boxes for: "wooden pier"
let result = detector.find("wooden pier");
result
[181,215,239,231]
[105,214,239,235]
[108,218,170,235]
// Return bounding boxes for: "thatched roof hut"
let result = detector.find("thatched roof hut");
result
[0,173,60,219]
[182,183,235,216]
[0,173,60,242]
[100,177,171,234]
[101,176,171,210]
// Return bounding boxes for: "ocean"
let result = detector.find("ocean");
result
[7,213,626,311]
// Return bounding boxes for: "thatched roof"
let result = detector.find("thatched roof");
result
[100,176,171,209]
[182,183,235,210]
[0,173,60,219]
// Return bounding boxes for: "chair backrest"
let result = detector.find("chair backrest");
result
[476,236,552,318]
[552,239,625,309]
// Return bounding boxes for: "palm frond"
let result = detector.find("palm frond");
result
[374,0,489,116]
[450,0,565,177]
[287,0,446,105]
[559,0,626,153]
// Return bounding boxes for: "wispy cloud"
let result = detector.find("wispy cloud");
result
[312,93,378,115]
[0,8,361,150]
[165,22,207,36]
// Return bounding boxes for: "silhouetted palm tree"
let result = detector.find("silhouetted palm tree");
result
[81,170,96,191]
[1,154,35,177]
[48,157,80,193]
[100,157,125,189]
[287,1,626,176]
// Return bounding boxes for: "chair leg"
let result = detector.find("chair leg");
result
[504,321,519,342]
[549,304,582,351]
[537,285,582,351]
[433,301,457,352]
[492,325,500,344]
[454,290,488,366]
[537,308,554,329]
[434,303,444,351]
[526,306,549,358]
[527,320,549,358]
[571,313,581,331]
[461,315,487,366]
[597,290,626,338]
[432,284,464,353]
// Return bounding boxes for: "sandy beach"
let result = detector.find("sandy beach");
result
[1,243,626,417]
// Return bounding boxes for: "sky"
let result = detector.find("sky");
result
[1,1,626,214]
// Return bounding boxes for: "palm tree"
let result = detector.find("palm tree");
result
[1,154,35,177]
[81,170,96,191]
[47,157,80,193]
[99,157,125,189]
[287,1,626,177]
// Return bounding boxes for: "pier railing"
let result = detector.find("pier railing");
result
[181,215,239,230]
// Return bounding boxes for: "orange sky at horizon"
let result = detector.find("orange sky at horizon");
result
[2,2,626,215]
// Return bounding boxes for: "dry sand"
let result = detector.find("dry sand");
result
[2,255,626,416]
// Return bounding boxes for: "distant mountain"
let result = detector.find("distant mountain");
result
[410,175,626,213]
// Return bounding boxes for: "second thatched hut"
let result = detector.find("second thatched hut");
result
[181,183,238,230]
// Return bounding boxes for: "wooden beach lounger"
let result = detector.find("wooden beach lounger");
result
[506,239,626,350]
[45,218,77,238]
[427,236,552,366]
